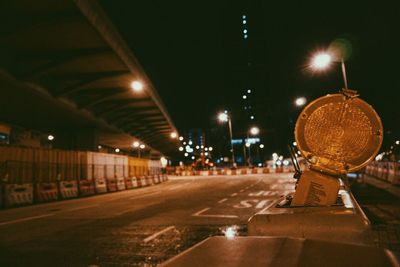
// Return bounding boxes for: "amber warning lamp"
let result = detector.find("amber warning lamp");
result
[291,89,383,206]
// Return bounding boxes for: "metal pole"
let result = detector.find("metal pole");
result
[228,118,235,167]
[341,58,348,89]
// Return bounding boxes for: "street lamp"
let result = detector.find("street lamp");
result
[310,52,349,89]
[218,112,236,167]
[131,81,143,92]
[295,97,307,107]
[246,126,260,166]
[249,126,260,136]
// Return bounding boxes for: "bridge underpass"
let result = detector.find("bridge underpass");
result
[0,0,178,157]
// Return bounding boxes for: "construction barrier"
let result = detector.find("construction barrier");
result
[36,182,58,203]
[116,177,126,191]
[94,178,107,194]
[4,183,33,207]
[132,177,140,188]
[59,181,78,199]
[231,169,237,175]
[145,176,152,186]
[106,179,117,192]
[79,180,95,197]
[140,176,147,187]
[387,162,400,184]
[125,177,133,189]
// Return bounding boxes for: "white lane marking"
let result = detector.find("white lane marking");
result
[115,207,138,216]
[239,189,245,193]
[143,226,175,243]
[0,213,54,226]
[192,207,238,218]
[65,204,99,212]
[218,198,228,203]
[129,191,160,200]
[192,208,210,216]
[231,193,238,197]
[233,199,273,209]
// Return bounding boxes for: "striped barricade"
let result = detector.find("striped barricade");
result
[140,176,147,186]
[94,178,107,194]
[4,183,33,207]
[132,177,141,188]
[125,177,133,189]
[388,162,400,185]
[263,167,270,174]
[79,180,95,197]
[116,177,126,191]
[106,179,117,192]
[240,169,247,175]
[59,181,78,199]
[251,168,258,174]
[231,169,237,175]
[275,167,283,173]
[36,182,58,203]
[145,176,153,186]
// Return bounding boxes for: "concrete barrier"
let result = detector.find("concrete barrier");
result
[36,182,58,202]
[59,181,78,199]
[248,189,372,245]
[4,183,33,207]
[79,180,95,197]
[94,177,107,194]
[106,179,117,192]
[161,236,399,267]
[116,177,126,191]
[125,177,133,189]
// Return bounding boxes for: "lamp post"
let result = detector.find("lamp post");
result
[246,126,260,166]
[311,52,349,89]
[218,112,236,167]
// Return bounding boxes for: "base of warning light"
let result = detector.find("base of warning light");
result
[247,190,373,245]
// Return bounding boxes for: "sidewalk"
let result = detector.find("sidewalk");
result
[351,174,400,258]
[360,174,400,198]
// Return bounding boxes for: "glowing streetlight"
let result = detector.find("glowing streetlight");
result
[311,53,331,69]
[249,126,260,136]
[178,146,184,151]
[139,144,145,149]
[310,51,349,89]
[170,132,178,139]
[295,97,307,107]
[218,112,228,122]
[115,148,120,153]
[259,144,264,149]
[47,135,54,141]
[218,112,236,167]
[179,136,184,141]
[132,141,140,148]
[131,81,143,92]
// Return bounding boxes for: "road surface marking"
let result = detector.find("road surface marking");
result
[231,193,238,197]
[233,199,273,209]
[65,204,99,212]
[218,198,228,203]
[143,226,175,243]
[192,207,238,218]
[239,189,245,192]
[0,213,54,226]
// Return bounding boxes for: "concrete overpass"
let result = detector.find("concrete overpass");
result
[0,0,178,157]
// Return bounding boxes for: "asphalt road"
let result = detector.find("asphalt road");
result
[0,173,296,267]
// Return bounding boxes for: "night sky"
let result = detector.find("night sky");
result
[99,0,400,157]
